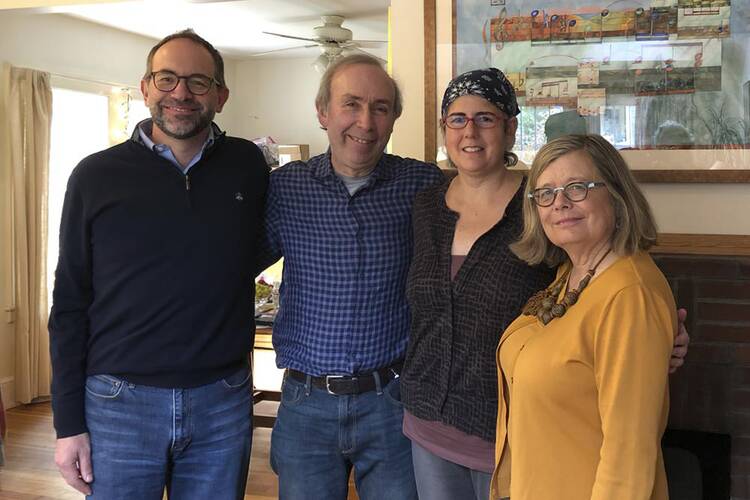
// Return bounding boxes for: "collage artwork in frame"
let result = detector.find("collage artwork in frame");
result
[453,0,750,169]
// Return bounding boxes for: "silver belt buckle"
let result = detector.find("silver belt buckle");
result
[325,375,346,395]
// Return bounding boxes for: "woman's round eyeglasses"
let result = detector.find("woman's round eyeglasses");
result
[529,181,606,207]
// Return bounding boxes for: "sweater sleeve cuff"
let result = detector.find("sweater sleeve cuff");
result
[52,392,88,438]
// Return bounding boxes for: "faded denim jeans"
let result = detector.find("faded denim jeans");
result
[411,441,492,500]
[84,367,252,500]
[270,373,417,500]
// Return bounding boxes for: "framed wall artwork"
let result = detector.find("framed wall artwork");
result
[436,0,750,182]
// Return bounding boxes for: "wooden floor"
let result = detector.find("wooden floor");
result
[0,402,357,500]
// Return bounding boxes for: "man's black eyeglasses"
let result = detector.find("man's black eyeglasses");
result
[150,70,219,95]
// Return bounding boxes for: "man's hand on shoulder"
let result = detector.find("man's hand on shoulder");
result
[55,432,93,495]
[669,308,690,374]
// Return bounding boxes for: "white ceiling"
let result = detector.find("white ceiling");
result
[39,0,390,60]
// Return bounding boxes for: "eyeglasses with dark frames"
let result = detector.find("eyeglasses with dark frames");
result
[443,112,505,129]
[529,181,606,207]
[150,70,218,95]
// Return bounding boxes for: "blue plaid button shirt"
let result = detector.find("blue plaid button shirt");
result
[258,151,443,376]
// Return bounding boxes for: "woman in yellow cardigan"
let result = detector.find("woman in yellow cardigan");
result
[492,135,675,500]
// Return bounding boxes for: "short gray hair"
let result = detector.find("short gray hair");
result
[315,54,402,118]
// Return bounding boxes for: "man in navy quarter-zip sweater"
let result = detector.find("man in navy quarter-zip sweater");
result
[49,29,268,500]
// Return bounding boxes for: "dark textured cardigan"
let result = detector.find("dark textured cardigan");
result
[401,178,555,441]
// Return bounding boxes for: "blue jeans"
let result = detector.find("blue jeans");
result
[411,441,492,500]
[270,373,417,500]
[84,367,252,500]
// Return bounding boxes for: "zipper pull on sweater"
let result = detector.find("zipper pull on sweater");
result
[184,173,193,208]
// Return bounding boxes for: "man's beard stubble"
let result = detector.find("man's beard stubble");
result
[150,99,215,140]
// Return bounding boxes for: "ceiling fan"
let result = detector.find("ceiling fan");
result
[258,15,387,71]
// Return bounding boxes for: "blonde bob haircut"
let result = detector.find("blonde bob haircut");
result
[511,134,657,267]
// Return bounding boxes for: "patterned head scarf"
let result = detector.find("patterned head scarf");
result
[441,67,520,118]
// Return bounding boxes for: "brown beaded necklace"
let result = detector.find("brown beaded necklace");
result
[522,248,612,325]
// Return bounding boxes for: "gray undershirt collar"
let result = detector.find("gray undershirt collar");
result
[336,171,373,196]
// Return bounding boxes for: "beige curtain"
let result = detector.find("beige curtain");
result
[1,64,53,403]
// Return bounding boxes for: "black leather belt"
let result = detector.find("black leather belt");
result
[286,361,403,396]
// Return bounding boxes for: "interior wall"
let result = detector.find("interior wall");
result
[0,11,153,88]
[391,0,750,236]
[1,0,124,8]
[642,184,750,235]
[390,0,426,160]
[0,10,240,131]
[231,57,329,156]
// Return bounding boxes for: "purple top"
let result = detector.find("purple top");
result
[403,410,495,473]
[402,254,495,473]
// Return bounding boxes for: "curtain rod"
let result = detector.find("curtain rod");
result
[47,71,140,92]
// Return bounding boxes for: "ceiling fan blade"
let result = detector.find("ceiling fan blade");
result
[349,40,387,49]
[251,44,319,57]
[262,31,319,43]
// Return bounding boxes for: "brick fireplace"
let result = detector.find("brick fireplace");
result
[653,253,750,499]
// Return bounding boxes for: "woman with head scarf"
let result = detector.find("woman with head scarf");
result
[400,68,546,500]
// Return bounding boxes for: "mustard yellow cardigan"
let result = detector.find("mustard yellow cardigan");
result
[491,252,676,500]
